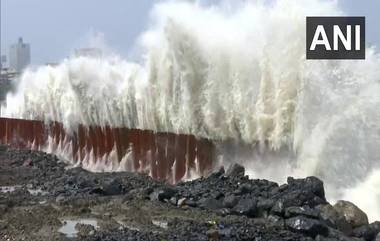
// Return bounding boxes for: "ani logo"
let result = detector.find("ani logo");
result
[306,17,365,59]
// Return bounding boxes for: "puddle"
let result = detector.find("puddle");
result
[152,220,168,229]
[58,218,98,238]
[0,185,21,193]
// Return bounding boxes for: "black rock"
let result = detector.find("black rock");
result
[102,178,123,196]
[352,221,380,241]
[257,198,275,216]
[316,204,352,235]
[334,200,369,229]
[211,191,224,199]
[150,187,177,202]
[224,163,245,178]
[231,198,257,217]
[267,215,285,228]
[287,176,326,202]
[198,197,223,210]
[271,199,285,216]
[236,183,252,195]
[285,206,320,219]
[325,227,363,241]
[223,195,239,208]
[285,216,328,238]
[207,166,225,179]
[375,232,380,241]
[185,199,197,207]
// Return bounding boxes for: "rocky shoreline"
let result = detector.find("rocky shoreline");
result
[0,147,378,241]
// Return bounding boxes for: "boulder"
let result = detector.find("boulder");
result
[271,199,286,216]
[285,206,319,219]
[207,166,225,179]
[236,183,252,195]
[198,197,223,210]
[287,176,326,201]
[266,215,285,228]
[375,232,380,241]
[223,195,239,208]
[224,163,245,178]
[149,187,177,202]
[102,178,123,196]
[325,227,364,241]
[285,216,328,238]
[232,198,257,217]
[316,204,352,235]
[257,198,275,216]
[333,200,369,228]
[352,221,380,241]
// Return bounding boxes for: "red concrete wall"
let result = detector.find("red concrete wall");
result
[0,117,215,182]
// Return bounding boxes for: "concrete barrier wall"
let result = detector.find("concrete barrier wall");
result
[0,117,214,183]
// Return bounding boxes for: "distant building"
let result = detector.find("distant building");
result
[0,55,6,71]
[74,48,102,58]
[9,37,31,73]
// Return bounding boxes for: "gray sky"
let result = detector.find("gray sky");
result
[1,0,379,65]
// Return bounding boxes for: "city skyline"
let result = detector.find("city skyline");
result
[1,0,380,65]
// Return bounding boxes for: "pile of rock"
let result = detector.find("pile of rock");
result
[148,164,379,241]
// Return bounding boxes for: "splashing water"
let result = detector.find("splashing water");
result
[2,0,380,220]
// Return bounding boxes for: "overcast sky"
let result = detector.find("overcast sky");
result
[1,0,379,65]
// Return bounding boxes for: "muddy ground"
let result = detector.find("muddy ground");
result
[0,146,378,241]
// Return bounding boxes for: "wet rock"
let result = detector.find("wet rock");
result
[198,197,223,210]
[285,216,328,238]
[185,199,197,207]
[352,221,380,241]
[256,198,275,217]
[325,227,364,241]
[334,200,369,228]
[316,204,352,235]
[223,195,239,208]
[315,233,362,241]
[236,183,252,195]
[271,199,285,216]
[211,191,224,200]
[257,198,275,211]
[150,187,177,202]
[77,177,95,189]
[232,198,257,217]
[285,206,319,219]
[102,178,123,196]
[287,176,326,202]
[267,215,285,228]
[207,166,225,179]
[224,163,245,178]
[375,232,380,241]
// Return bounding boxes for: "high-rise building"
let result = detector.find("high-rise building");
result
[9,37,31,73]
